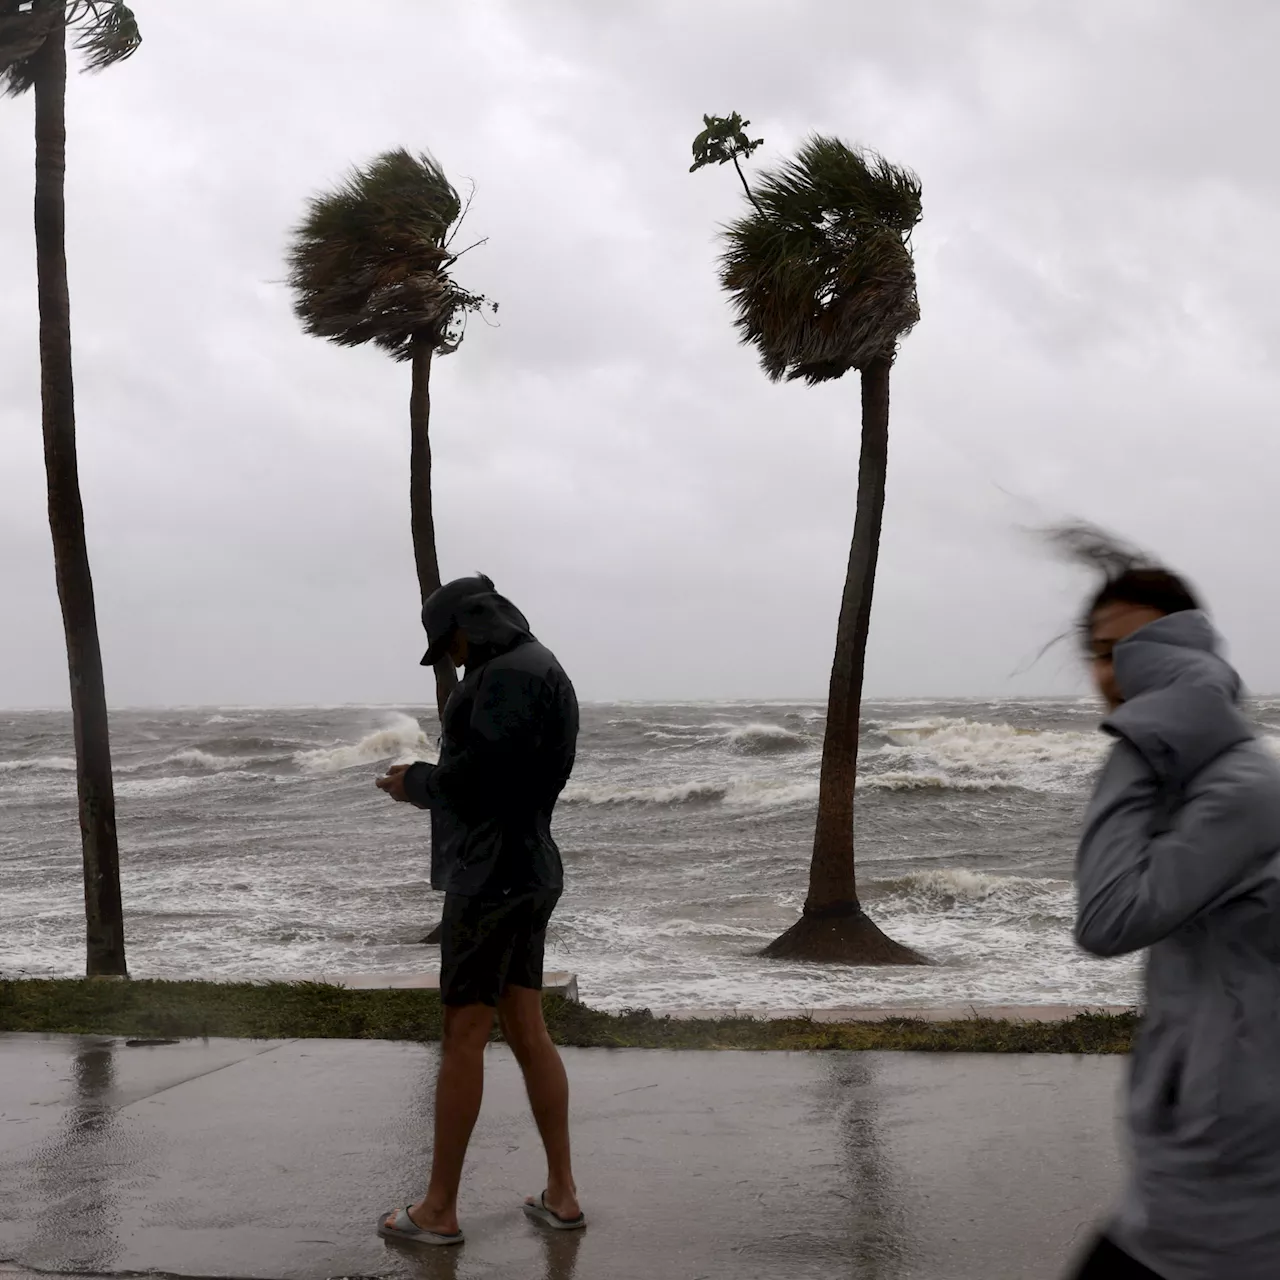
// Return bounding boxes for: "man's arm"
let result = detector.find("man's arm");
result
[400,665,546,820]
[1076,740,1267,956]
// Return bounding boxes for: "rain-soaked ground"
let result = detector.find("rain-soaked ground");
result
[0,1034,1125,1279]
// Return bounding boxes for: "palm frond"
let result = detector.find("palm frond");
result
[689,111,763,174]
[718,135,922,383]
[69,0,140,72]
[286,148,490,361]
[1,0,139,97]
[0,2,57,96]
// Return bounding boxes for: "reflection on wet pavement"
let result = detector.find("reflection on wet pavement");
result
[29,1042,121,1276]
[0,1036,1124,1279]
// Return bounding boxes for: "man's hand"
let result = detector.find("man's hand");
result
[376,763,412,803]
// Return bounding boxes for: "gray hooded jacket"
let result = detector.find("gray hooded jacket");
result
[1077,611,1280,1279]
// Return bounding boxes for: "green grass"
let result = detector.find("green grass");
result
[0,979,1137,1052]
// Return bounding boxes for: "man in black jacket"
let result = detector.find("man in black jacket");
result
[375,576,584,1247]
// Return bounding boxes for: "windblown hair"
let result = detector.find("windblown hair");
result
[1042,522,1203,646]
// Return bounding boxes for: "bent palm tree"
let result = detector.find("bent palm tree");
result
[287,149,491,721]
[702,129,927,964]
[2,0,141,978]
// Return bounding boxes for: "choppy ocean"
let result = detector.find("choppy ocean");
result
[9,696,1265,1012]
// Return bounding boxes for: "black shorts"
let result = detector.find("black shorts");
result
[438,888,561,1008]
[1069,1235,1165,1280]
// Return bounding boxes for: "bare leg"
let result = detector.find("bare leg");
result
[498,985,580,1220]
[387,1002,494,1236]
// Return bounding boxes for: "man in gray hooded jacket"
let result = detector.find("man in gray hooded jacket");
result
[1070,566,1280,1279]
[375,576,583,1247]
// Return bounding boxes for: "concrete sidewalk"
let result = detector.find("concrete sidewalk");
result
[0,1033,1126,1280]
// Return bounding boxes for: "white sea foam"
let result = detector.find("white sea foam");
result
[562,776,820,810]
[871,718,1106,793]
[0,699,1138,1012]
[563,779,730,807]
[549,873,1137,1014]
[564,763,1022,807]
[623,713,1104,798]
[0,756,76,773]
[164,749,245,772]
[294,713,436,773]
[859,771,1010,792]
[737,780,820,809]
[114,776,208,798]
[874,868,1071,913]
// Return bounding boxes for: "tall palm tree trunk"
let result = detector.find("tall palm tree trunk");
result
[33,5,127,978]
[409,340,457,721]
[763,356,925,964]
[411,341,457,946]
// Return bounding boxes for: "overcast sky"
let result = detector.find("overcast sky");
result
[3,0,1279,707]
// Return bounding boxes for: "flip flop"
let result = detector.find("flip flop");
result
[376,1207,464,1247]
[522,1191,586,1231]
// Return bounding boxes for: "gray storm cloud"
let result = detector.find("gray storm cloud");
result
[2,0,1278,707]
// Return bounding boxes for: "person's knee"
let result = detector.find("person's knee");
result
[498,990,550,1060]
[502,1020,548,1064]
[442,1004,494,1053]
[498,1011,537,1057]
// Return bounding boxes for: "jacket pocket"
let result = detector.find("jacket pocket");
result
[1128,1021,1185,1139]
[1208,1015,1280,1167]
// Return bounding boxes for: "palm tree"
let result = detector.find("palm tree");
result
[287,149,492,721]
[2,1,140,978]
[696,123,927,964]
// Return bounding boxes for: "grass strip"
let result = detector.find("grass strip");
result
[0,979,1137,1053]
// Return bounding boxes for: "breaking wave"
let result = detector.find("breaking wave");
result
[163,749,247,772]
[0,756,76,773]
[294,713,436,773]
[114,776,209,799]
[859,771,1010,792]
[641,721,813,754]
[872,868,1072,917]
[562,778,819,811]
[563,780,730,807]
[867,718,1105,793]
[616,712,1104,796]
[722,723,811,755]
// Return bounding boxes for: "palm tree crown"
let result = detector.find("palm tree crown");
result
[0,0,140,95]
[286,148,489,363]
[719,135,921,385]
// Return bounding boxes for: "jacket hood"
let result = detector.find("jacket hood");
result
[1104,610,1253,784]
[420,576,533,667]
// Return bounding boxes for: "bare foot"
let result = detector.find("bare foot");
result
[386,1201,461,1237]
[527,1187,582,1223]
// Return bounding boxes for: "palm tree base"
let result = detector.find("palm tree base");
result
[419,922,443,945]
[761,903,928,965]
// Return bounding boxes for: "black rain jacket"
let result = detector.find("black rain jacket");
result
[403,585,578,897]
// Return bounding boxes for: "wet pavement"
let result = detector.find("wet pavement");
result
[0,1034,1126,1279]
